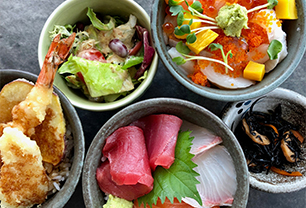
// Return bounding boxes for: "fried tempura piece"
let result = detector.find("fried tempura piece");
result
[0,80,66,165]
[0,79,32,124]
[31,94,66,165]
[0,127,49,208]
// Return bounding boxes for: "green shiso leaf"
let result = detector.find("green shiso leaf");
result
[267,39,282,60]
[137,131,202,208]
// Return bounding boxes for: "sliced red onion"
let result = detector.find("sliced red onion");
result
[109,39,128,58]
[129,41,143,56]
[134,29,155,79]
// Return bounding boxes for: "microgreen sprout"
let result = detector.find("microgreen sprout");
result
[172,41,235,72]
[171,1,218,44]
[168,0,184,6]
[208,43,233,74]
[247,0,278,13]
[191,26,220,34]
[267,40,282,60]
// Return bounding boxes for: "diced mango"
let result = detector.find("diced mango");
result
[275,0,298,19]
[186,29,219,54]
[174,13,202,39]
[243,61,265,81]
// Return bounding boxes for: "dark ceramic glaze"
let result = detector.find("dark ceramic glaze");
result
[82,98,249,208]
[0,69,85,208]
[151,0,306,102]
[221,87,306,193]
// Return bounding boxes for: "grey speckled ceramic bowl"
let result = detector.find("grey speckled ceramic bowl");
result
[151,0,306,102]
[38,0,158,111]
[82,98,249,208]
[221,87,306,193]
[0,69,85,207]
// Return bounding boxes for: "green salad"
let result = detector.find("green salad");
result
[50,8,155,102]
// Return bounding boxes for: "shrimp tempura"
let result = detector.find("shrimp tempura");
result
[0,127,49,208]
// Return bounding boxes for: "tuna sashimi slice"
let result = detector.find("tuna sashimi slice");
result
[102,126,153,187]
[180,120,222,157]
[96,161,153,201]
[183,145,237,207]
[131,114,182,171]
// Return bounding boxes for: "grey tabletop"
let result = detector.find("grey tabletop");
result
[0,0,306,207]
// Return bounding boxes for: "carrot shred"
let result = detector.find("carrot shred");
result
[269,166,303,177]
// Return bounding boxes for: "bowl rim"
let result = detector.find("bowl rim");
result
[37,0,158,111]
[220,87,306,193]
[82,97,249,208]
[0,69,85,207]
[150,0,306,102]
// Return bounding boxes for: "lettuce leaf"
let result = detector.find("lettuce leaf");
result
[122,56,144,69]
[58,56,134,97]
[137,131,202,207]
[87,7,115,31]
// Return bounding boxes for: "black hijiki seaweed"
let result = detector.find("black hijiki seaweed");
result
[235,98,304,175]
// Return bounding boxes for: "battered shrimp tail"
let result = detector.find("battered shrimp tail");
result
[37,33,76,88]
[11,33,76,136]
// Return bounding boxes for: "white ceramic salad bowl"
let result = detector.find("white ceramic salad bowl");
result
[38,0,158,111]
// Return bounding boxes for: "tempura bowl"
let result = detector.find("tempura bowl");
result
[221,87,306,193]
[0,69,84,207]
[38,0,158,111]
[151,0,306,102]
[82,98,249,208]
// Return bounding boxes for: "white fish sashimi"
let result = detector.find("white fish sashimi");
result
[250,9,288,73]
[180,120,222,156]
[168,47,195,75]
[183,145,237,208]
[201,64,255,89]
[247,44,270,64]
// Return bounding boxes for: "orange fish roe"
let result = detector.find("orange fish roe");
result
[251,10,282,33]
[209,33,248,78]
[241,22,269,51]
[188,70,211,87]
[188,61,211,87]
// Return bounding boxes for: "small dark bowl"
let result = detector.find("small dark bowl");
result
[151,0,306,102]
[82,98,249,208]
[0,69,85,207]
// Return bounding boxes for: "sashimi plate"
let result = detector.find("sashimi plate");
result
[222,87,306,193]
[82,98,249,208]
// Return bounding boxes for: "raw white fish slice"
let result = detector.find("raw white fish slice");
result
[180,120,222,156]
[250,9,288,73]
[183,145,237,208]
[201,64,255,89]
[168,47,195,75]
